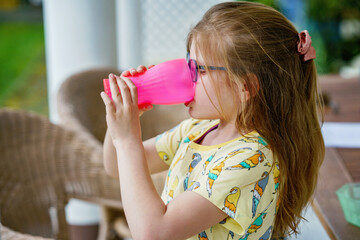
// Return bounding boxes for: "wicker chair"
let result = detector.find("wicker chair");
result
[56,68,121,147]
[56,68,190,238]
[0,108,122,239]
[1,224,52,240]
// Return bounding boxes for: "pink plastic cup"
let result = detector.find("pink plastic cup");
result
[103,58,195,107]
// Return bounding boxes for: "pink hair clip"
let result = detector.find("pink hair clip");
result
[297,30,316,62]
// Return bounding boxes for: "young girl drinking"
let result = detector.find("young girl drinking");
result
[101,1,325,239]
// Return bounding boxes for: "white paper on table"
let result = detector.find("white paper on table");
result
[321,122,360,148]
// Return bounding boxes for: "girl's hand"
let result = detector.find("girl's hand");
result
[121,65,155,116]
[100,74,142,144]
[121,64,155,77]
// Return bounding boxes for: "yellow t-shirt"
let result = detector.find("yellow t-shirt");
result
[155,118,280,240]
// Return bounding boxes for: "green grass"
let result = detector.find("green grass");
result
[0,22,48,116]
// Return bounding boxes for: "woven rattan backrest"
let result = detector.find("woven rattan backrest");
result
[57,68,121,144]
[0,109,120,239]
[0,109,70,238]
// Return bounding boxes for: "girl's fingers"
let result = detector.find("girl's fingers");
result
[137,65,146,73]
[129,68,137,76]
[100,91,115,114]
[121,76,138,105]
[109,74,123,105]
[122,65,148,77]
[148,64,155,69]
[121,70,130,77]
[116,76,132,107]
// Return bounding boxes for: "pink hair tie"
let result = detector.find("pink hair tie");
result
[297,30,316,62]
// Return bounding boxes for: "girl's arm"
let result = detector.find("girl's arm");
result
[103,129,118,177]
[103,131,169,178]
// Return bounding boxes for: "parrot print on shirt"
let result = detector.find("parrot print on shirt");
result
[227,230,234,239]
[239,136,269,149]
[158,151,169,163]
[251,171,269,218]
[164,169,172,193]
[225,147,252,159]
[206,161,225,197]
[257,136,269,148]
[184,131,201,143]
[225,150,265,170]
[204,147,252,195]
[167,176,179,203]
[240,212,267,239]
[248,212,267,233]
[164,153,184,193]
[184,153,202,190]
[198,231,209,240]
[187,181,201,191]
[241,199,273,239]
[223,187,241,219]
[172,153,184,169]
[202,153,216,175]
[259,226,272,240]
[273,163,280,193]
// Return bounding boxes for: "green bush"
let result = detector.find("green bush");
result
[0,22,48,115]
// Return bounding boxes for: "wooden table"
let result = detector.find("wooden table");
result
[313,148,360,240]
[312,75,360,240]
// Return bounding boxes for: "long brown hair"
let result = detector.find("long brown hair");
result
[186,1,325,237]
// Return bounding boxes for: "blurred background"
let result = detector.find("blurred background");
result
[0,0,46,115]
[1,0,359,240]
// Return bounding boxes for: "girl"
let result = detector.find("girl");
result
[101,2,325,240]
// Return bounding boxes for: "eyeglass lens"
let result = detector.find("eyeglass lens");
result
[188,59,198,83]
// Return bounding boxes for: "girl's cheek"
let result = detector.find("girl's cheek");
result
[194,85,202,101]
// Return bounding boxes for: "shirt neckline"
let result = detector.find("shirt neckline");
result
[189,120,258,151]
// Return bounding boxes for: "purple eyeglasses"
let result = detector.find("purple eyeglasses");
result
[186,52,227,83]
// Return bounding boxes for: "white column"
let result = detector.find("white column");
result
[42,0,117,227]
[43,0,117,123]
[116,0,142,70]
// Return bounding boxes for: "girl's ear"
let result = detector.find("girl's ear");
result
[239,87,251,102]
[239,73,260,102]
[246,73,260,96]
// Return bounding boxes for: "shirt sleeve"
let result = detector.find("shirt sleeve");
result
[189,147,275,236]
[155,118,198,166]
